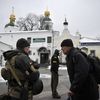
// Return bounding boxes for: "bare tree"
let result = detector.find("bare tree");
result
[17,13,40,31]
[39,15,45,30]
[17,17,28,31]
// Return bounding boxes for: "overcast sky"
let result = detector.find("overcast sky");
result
[0,0,100,37]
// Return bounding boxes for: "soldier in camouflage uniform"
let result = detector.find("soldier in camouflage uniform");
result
[50,49,61,99]
[1,38,40,100]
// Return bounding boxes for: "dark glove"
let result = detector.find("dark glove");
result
[28,71,40,83]
[31,61,40,69]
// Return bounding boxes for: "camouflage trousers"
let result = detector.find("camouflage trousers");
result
[8,86,33,100]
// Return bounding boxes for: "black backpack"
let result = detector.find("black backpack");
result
[76,50,100,84]
[87,55,100,84]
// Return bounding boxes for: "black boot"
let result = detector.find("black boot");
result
[52,94,61,99]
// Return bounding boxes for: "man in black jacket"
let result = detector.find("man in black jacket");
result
[61,39,99,100]
[50,49,61,99]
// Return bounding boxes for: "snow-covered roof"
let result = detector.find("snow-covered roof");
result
[80,37,100,43]
[0,41,13,47]
[0,30,53,35]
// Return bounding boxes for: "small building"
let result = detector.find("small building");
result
[79,37,100,58]
[54,18,80,50]
[55,18,80,63]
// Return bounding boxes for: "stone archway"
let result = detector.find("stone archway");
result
[38,47,50,65]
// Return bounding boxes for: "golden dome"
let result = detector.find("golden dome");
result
[44,9,50,17]
[9,6,16,21]
[10,14,16,20]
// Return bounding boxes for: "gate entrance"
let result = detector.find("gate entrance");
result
[40,53,49,64]
[38,47,50,66]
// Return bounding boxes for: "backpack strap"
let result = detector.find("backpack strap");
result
[7,55,22,86]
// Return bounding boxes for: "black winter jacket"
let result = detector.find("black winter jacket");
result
[50,54,59,73]
[66,47,99,100]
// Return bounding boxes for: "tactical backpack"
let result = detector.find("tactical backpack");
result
[86,55,100,84]
[1,54,25,86]
[73,49,100,84]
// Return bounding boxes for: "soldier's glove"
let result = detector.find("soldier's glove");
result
[31,61,40,69]
[28,71,40,83]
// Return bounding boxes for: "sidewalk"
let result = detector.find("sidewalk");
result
[0,66,100,100]
[33,66,69,100]
[0,66,69,100]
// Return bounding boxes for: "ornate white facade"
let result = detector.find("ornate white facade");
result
[0,30,59,66]
[0,9,100,66]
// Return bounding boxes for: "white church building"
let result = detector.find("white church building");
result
[0,30,59,66]
[0,9,60,66]
[0,8,100,66]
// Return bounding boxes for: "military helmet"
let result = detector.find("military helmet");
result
[32,79,43,95]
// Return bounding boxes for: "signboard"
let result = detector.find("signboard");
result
[33,38,45,42]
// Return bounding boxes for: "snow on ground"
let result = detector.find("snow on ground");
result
[0,65,67,81]
[40,74,51,79]
[47,65,67,70]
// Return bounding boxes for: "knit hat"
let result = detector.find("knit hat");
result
[16,38,30,50]
[61,39,73,47]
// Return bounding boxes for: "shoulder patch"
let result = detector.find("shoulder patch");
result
[53,61,57,63]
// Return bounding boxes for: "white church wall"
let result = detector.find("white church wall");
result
[0,30,59,64]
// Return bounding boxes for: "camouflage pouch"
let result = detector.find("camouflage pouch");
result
[1,68,11,80]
